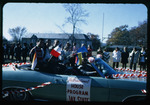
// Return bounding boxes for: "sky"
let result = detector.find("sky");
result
[3,3,147,43]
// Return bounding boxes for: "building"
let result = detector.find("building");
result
[22,33,92,48]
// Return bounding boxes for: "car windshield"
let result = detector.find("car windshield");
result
[93,58,118,77]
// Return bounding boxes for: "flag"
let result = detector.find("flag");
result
[50,44,62,57]
[31,52,37,70]
[75,46,88,65]
[75,52,82,65]
[77,46,88,53]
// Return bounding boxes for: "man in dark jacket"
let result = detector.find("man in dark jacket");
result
[14,43,22,62]
[121,47,129,69]
[22,43,28,62]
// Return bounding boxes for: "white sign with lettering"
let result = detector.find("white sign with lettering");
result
[66,77,91,101]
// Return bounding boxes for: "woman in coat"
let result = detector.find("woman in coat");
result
[121,47,129,69]
[129,47,139,70]
[139,47,146,71]
[112,47,121,68]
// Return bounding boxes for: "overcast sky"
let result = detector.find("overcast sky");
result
[3,3,147,43]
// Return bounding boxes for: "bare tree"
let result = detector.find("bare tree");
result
[8,26,27,43]
[63,4,89,43]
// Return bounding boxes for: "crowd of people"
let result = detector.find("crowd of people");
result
[3,42,34,63]
[97,46,147,71]
[3,38,147,71]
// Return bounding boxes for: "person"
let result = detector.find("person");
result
[97,47,103,55]
[70,42,78,67]
[121,47,129,69]
[43,39,61,73]
[81,43,87,59]
[59,45,65,61]
[97,47,103,59]
[112,47,121,68]
[51,40,59,50]
[139,47,146,71]
[6,43,10,59]
[43,39,51,62]
[29,38,44,70]
[3,44,7,59]
[72,42,78,56]
[46,40,60,73]
[14,43,22,62]
[49,40,60,60]
[48,40,60,60]
[10,43,15,60]
[78,58,95,76]
[87,45,92,57]
[29,43,34,62]
[22,43,28,62]
[63,42,72,66]
[129,47,139,70]
[103,48,110,63]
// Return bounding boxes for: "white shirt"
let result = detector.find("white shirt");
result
[112,50,121,62]
[140,51,146,62]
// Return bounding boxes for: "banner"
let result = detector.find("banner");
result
[66,77,91,101]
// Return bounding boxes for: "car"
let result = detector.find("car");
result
[2,58,146,102]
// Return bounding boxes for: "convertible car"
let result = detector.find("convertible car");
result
[2,58,146,102]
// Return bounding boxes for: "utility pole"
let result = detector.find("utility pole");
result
[101,13,108,42]
[102,13,104,41]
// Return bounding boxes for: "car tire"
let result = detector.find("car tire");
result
[2,88,33,101]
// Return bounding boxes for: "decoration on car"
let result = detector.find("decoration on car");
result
[141,89,146,94]
[115,68,147,74]
[2,62,31,71]
[66,77,91,101]
[111,73,147,78]
[110,68,147,79]
[2,62,31,67]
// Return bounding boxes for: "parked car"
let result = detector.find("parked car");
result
[2,58,146,102]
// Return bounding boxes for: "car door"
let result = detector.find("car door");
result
[31,62,109,101]
[90,76,109,101]
[57,74,109,101]
[30,71,109,101]
[52,62,109,101]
